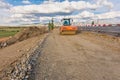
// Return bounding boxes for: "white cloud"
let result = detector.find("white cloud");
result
[79,11,95,18]
[96,11,120,19]
[22,0,31,4]
[39,10,120,23]
[0,0,12,9]
[0,1,13,25]
[11,0,113,14]
[97,0,113,9]
[38,11,94,23]
[0,0,119,25]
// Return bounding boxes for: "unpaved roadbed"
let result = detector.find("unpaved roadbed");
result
[34,29,120,80]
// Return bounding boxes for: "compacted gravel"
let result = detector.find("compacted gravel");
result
[33,29,120,80]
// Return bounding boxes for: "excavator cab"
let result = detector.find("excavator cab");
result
[60,18,77,35]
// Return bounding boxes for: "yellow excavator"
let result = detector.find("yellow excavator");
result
[59,18,78,35]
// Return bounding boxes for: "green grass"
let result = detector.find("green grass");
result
[0,27,22,38]
[0,31,18,38]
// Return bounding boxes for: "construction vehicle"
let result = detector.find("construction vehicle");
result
[60,18,78,34]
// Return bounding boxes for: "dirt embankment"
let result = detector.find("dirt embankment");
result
[0,27,47,48]
[0,27,48,80]
[81,31,120,43]
[0,37,10,42]
[80,31,120,52]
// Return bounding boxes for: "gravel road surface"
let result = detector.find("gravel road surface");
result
[33,29,120,80]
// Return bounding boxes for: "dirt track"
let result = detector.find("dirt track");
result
[34,29,120,80]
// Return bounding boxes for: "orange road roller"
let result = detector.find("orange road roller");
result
[60,18,78,35]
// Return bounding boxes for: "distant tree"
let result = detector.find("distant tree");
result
[48,21,51,31]
[92,21,94,25]
[51,18,54,30]
[48,18,54,31]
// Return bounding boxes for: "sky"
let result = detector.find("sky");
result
[0,0,120,25]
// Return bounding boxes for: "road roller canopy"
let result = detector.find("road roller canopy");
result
[61,18,73,26]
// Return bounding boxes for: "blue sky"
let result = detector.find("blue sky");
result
[5,0,44,5]
[109,0,120,11]
[0,0,120,25]
[4,0,113,6]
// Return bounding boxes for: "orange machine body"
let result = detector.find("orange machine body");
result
[59,18,78,34]
[60,26,77,32]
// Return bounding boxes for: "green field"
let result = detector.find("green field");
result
[0,27,23,38]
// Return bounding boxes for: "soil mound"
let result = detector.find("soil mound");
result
[0,27,47,48]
